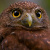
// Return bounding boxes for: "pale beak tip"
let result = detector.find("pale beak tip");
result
[28,21,32,27]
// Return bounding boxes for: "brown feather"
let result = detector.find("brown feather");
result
[0,1,50,50]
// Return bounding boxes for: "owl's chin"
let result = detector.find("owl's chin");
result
[15,25,46,31]
[7,24,46,30]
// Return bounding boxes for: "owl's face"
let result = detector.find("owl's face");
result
[1,2,49,30]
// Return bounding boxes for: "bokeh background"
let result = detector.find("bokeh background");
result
[0,0,50,20]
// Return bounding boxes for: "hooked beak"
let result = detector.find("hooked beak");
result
[26,13,32,27]
[21,13,39,27]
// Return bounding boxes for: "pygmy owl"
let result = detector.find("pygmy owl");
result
[0,1,50,50]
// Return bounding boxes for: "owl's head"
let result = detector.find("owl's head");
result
[0,1,49,30]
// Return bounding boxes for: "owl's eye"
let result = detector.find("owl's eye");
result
[12,10,21,18]
[35,10,42,19]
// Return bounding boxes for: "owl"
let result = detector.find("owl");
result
[0,1,50,50]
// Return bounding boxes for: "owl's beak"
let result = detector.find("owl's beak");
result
[26,13,32,27]
[22,13,39,27]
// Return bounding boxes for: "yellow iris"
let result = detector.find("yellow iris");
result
[36,11,42,19]
[12,11,21,18]
[38,12,42,19]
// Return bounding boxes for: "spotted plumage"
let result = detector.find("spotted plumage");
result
[0,1,50,50]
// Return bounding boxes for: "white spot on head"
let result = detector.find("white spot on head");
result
[25,1,27,3]
[22,2,23,3]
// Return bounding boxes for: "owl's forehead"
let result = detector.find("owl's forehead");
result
[10,1,39,10]
[3,1,43,13]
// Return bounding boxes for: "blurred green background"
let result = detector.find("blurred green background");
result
[0,0,50,20]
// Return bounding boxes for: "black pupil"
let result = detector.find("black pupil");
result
[36,12,40,17]
[14,11,19,16]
